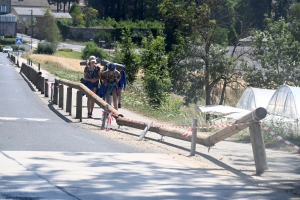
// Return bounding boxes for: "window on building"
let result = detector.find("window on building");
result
[1,6,7,13]
[23,17,26,22]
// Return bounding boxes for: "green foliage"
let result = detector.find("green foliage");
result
[228,25,239,45]
[34,44,54,55]
[93,31,112,46]
[58,48,73,52]
[4,34,14,38]
[289,3,300,21]
[54,51,82,59]
[212,27,228,45]
[57,19,71,39]
[0,38,16,45]
[69,2,84,27]
[244,17,300,88]
[84,7,98,27]
[140,33,171,107]
[41,9,62,50]
[114,28,140,83]
[0,45,3,51]
[86,0,163,21]
[81,42,107,60]
[19,46,26,51]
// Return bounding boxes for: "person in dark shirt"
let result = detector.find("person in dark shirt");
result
[84,56,101,118]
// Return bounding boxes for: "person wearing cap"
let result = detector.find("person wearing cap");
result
[84,55,101,118]
[99,62,121,110]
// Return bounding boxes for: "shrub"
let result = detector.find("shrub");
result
[34,44,54,54]
[4,34,14,38]
[93,31,112,48]
[58,48,73,52]
[81,42,107,60]
[0,38,16,45]
[19,46,26,51]
[0,45,3,51]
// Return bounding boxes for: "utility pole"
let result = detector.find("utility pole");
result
[31,9,33,49]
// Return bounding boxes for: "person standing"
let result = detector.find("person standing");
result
[84,56,101,118]
[99,62,120,110]
[117,63,126,108]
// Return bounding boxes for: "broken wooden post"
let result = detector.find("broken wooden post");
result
[190,119,198,156]
[101,105,109,130]
[249,122,268,175]
[203,107,267,146]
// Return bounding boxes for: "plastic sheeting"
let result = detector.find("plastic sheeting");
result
[267,85,300,119]
[236,87,275,111]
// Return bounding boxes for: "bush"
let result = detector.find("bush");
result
[81,42,107,60]
[19,46,26,51]
[0,38,16,45]
[4,34,14,38]
[58,48,73,52]
[34,44,54,54]
[0,45,3,51]
[93,31,112,48]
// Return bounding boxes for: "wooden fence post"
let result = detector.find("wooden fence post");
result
[44,79,49,97]
[76,90,82,122]
[249,122,268,175]
[40,76,44,94]
[53,81,58,104]
[66,87,72,115]
[59,84,64,109]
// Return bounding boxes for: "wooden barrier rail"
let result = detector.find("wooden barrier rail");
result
[13,56,269,174]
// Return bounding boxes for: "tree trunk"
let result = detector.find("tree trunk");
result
[219,79,227,105]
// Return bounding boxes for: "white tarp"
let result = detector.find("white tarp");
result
[198,105,250,117]
[236,87,275,111]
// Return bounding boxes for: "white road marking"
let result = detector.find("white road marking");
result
[0,117,18,120]
[23,118,49,122]
[0,117,50,122]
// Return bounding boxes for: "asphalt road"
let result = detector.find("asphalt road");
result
[0,52,147,153]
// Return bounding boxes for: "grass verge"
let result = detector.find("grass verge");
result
[54,50,82,59]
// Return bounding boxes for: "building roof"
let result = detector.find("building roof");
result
[52,12,72,19]
[11,0,49,8]
[12,7,46,16]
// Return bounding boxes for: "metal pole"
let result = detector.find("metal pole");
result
[31,9,33,49]
[190,119,198,156]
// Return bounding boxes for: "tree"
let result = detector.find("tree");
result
[41,9,62,50]
[272,0,292,21]
[84,7,98,28]
[114,28,140,84]
[81,42,107,60]
[288,2,300,21]
[140,33,171,107]
[160,0,244,109]
[243,17,300,88]
[69,2,84,27]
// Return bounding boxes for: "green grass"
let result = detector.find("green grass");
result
[54,51,82,59]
